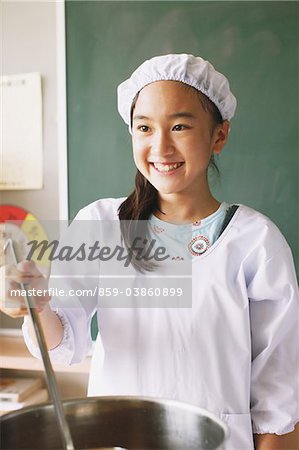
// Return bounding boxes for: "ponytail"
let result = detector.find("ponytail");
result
[118,171,159,273]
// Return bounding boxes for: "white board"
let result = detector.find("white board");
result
[0,73,43,190]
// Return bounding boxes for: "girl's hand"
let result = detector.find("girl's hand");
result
[0,260,50,318]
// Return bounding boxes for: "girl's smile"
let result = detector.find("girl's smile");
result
[150,161,185,175]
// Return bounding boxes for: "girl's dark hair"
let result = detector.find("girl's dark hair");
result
[118,84,223,272]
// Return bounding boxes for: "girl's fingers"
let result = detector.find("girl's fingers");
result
[0,262,50,318]
[1,293,46,317]
[16,260,43,277]
[1,307,29,318]
[7,280,22,294]
[6,260,40,276]
[0,294,28,317]
[6,261,44,284]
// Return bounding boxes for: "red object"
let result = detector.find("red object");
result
[0,205,29,223]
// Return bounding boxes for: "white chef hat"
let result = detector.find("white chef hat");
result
[117,53,237,130]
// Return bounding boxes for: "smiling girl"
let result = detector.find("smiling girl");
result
[1,54,298,450]
[128,80,229,222]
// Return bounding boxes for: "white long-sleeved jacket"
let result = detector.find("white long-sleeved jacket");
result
[23,198,299,450]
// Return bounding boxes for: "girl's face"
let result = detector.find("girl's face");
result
[132,81,229,199]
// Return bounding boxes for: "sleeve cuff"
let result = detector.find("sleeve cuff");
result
[22,308,76,366]
[252,418,299,435]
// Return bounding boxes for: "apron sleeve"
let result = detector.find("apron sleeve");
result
[22,305,92,365]
[248,241,299,434]
[22,206,101,365]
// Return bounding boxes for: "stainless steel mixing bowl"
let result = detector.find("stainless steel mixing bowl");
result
[0,396,228,450]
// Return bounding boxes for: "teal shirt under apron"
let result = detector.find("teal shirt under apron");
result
[148,202,231,260]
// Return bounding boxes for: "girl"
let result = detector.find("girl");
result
[1,54,298,450]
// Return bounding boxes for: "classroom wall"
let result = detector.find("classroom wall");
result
[1,1,60,329]
[2,1,60,219]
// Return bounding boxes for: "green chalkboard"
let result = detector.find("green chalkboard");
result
[66,1,299,277]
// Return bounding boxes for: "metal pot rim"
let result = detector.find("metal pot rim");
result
[1,394,229,438]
